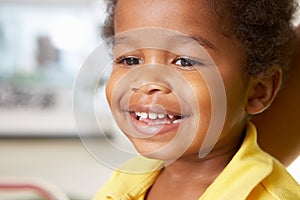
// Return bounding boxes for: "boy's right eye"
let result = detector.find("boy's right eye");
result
[116,56,143,66]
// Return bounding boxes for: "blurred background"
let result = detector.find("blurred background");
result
[0,0,299,199]
[0,0,114,199]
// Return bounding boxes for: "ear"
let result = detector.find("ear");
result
[246,66,282,115]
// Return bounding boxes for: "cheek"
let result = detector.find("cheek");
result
[105,78,114,107]
[194,80,212,132]
[188,73,212,116]
[216,70,249,142]
[181,75,212,154]
[223,72,248,117]
[184,68,247,156]
[105,69,125,108]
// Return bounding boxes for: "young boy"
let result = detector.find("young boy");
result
[94,0,300,199]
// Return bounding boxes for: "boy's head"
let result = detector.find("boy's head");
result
[103,0,296,161]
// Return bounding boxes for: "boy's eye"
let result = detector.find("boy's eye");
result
[116,56,143,66]
[173,56,205,70]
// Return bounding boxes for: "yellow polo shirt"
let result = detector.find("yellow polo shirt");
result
[94,123,300,199]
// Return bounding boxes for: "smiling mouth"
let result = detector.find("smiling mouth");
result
[124,110,189,136]
[121,103,191,136]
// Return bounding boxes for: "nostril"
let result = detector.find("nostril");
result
[132,88,139,92]
[134,83,171,94]
[132,87,163,94]
[149,89,162,94]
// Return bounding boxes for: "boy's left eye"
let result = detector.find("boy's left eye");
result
[173,56,205,70]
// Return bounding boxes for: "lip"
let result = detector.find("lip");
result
[122,104,190,136]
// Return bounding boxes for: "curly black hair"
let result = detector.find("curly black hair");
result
[102,0,297,81]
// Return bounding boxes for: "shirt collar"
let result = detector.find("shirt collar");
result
[200,122,273,199]
[106,156,162,199]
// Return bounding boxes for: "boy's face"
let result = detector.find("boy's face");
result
[106,0,252,161]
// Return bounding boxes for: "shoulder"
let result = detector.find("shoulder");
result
[249,159,300,199]
[93,156,162,200]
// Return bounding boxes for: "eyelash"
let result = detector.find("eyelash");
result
[115,55,205,70]
[173,56,205,71]
[115,56,143,66]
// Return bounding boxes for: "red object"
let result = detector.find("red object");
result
[0,183,54,200]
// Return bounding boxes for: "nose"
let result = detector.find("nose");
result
[133,83,171,95]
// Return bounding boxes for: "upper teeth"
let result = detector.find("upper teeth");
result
[135,112,173,120]
[140,112,147,119]
[149,113,158,119]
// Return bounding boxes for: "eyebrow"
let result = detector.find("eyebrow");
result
[114,34,217,50]
[114,36,140,47]
[174,35,217,50]
[114,36,128,45]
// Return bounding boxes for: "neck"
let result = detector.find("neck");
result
[162,139,242,184]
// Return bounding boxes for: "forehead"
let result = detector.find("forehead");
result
[114,0,219,34]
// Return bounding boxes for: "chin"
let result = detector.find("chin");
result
[132,140,188,162]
